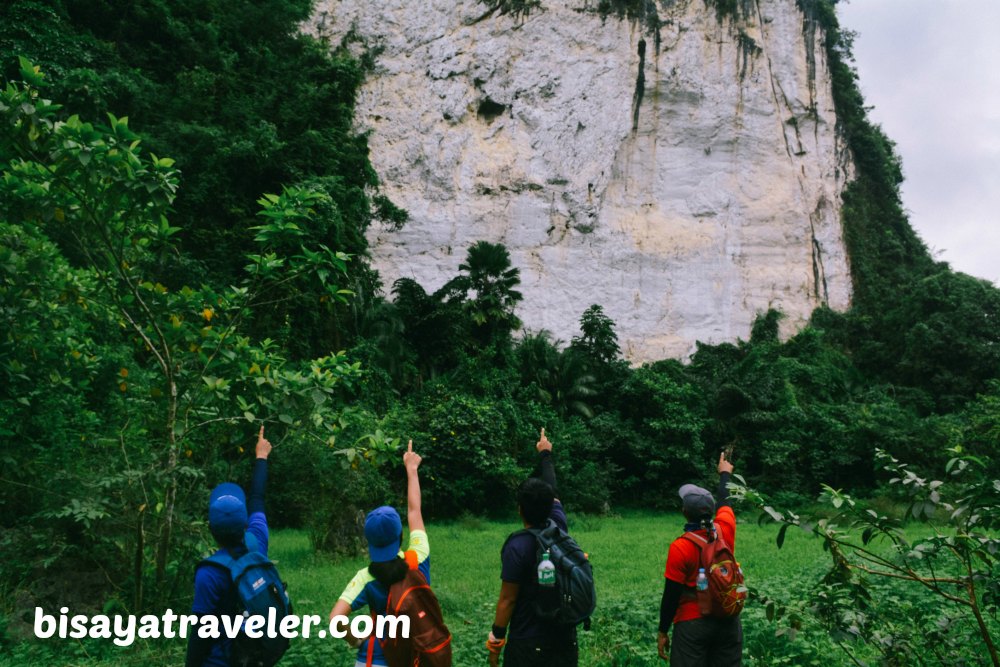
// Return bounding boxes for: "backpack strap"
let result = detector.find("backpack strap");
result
[680,531,709,548]
[503,518,559,554]
[365,625,375,667]
[500,528,534,561]
[404,549,419,571]
[532,518,559,537]
[201,549,236,573]
[681,531,708,565]
[681,522,721,548]
[197,530,257,576]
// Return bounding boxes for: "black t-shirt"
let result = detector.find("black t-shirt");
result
[501,500,574,641]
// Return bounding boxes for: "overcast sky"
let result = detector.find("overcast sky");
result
[835,0,1000,285]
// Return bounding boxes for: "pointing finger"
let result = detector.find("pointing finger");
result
[407,439,413,453]
[259,424,265,439]
[540,427,545,439]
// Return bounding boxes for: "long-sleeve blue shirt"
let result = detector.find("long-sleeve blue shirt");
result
[186,458,269,667]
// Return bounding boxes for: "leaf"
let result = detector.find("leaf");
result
[762,506,784,523]
[18,57,45,85]
[310,388,327,406]
[333,448,357,462]
[279,413,293,425]
[776,523,789,549]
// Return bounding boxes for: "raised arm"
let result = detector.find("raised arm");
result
[403,439,424,533]
[533,428,557,497]
[716,451,734,509]
[248,425,271,515]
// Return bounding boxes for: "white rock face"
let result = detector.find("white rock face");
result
[307,0,854,361]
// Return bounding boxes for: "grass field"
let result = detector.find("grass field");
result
[247,512,842,666]
[4,511,992,666]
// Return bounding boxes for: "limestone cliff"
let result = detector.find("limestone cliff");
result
[307,0,853,361]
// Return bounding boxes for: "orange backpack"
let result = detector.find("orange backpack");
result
[368,551,452,667]
[682,525,746,618]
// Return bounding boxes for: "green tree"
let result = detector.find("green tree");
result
[391,277,465,381]
[444,241,523,346]
[517,331,597,418]
[604,360,709,505]
[570,304,621,364]
[0,60,358,608]
[0,0,407,357]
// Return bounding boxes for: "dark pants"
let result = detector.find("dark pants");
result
[504,631,578,667]
[671,617,743,667]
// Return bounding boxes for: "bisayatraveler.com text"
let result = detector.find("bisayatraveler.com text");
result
[33,607,408,647]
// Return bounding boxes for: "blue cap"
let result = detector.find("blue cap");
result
[209,482,248,537]
[364,506,402,562]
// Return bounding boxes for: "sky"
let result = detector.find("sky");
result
[835,0,1000,285]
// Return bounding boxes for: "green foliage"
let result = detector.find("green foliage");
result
[734,448,1000,665]
[445,240,524,347]
[0,0,401,358]
[476,0,542,20]
[793,1,1000,412]
[391,277,465,381]
[571,304,621,365]
[837,271,1000,412]
[603,360,709,506]
[0,62,359,616]
[703,0,756,23]
[516,332,597,419]
[401,387,525,517]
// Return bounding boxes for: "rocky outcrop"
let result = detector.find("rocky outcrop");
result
[307,0,853,361]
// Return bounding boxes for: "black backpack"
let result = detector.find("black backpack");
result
[506,519,596,626]
[200,533,291,667]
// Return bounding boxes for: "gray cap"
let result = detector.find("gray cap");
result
[679,484,715,520]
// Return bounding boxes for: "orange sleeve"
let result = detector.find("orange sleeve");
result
[716,505,736,551]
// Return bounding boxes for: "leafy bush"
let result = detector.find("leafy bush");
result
[736,448,1000,665]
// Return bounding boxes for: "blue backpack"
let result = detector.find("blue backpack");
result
[200,533,292,667]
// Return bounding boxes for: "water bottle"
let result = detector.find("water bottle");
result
[538,551,556,587]
[696,568,708,591]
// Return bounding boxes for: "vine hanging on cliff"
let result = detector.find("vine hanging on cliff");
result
[473,0,542,22]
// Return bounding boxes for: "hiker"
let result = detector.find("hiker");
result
[487,429,580,667]
[657,451,741,665]
[330,439,446,667]
[186,425,273,667]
